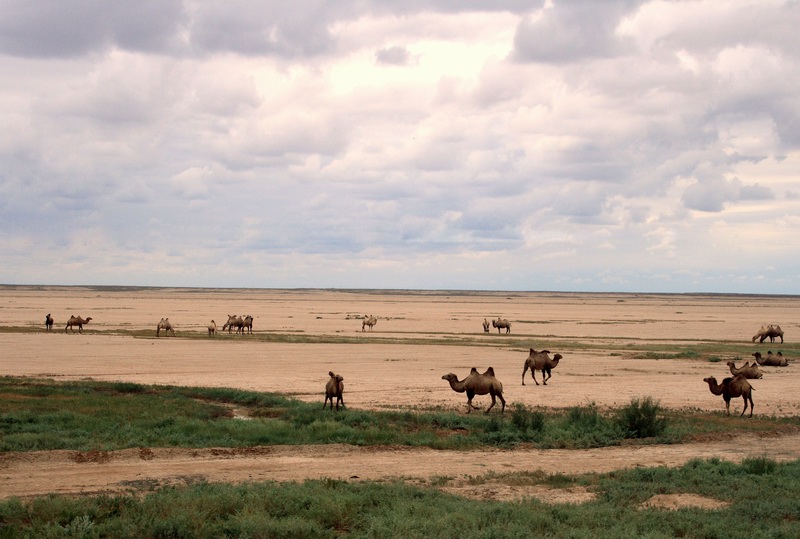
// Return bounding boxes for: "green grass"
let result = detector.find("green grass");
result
[1,457,799,537]
[2,377,798,454]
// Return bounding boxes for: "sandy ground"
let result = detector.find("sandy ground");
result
[1,286,799,503]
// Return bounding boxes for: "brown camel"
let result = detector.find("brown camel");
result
[208,320,217,336]
[492,317,511,334]
[362,315,377,332]
[522,348,563,386]
[223,314,244,334]
[323,371,345,411]
[482,318,490,333]
[242,315,253,334]
[65,315,92,334]
[45,314,54,332]
[442,367,505,414]
[703,374,754,417]
[726,360,762,379]
[156,318,175,337]
[752,324,784,343]
[752,351,788,367]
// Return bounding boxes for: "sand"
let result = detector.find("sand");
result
[1,286,798,502]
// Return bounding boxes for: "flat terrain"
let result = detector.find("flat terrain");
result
[1,286,799,501]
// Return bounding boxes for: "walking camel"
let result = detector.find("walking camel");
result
[65,315,92,334]
[442,367,505,414]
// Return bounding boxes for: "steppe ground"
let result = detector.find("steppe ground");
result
[1,286,799,501]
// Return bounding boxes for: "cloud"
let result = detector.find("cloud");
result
[375,45,413,66]
[1,1,799,292]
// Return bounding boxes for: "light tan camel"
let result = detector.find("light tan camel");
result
[156,318,175,337]
[442,367,505,414]
[208,320,217,336]
[65,315,92,334]
[223,314,244,334]
[752,324,784,343]
[482,318,490,333]
[492,317,511,334]
[45,314,54,332]
[522,348,563,385]
[703,374,754,417]
[726,360,762,379]
[362,315,377,332]
[324,371,345,410]
[242,315,253,334]
[752,351,788,367]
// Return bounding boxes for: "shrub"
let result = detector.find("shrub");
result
[616,397,668,439]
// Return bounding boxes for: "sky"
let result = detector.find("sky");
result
[1,0,799,293]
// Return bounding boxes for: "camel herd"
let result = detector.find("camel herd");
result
[41,312,789,417]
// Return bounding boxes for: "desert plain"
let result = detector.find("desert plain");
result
[1,285,799,502]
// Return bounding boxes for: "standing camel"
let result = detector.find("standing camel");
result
[223,315,244,334]
[208,320,217,336]
[752,324,784,343]
[65,315,92,334]
[362,315,377,332]
[156,318,175,337]
[482,318,490,333]
[323,371,345,411]
[492,317,511,334]
[45,314,54,332]
[242,315,253,334]
[703,375,754,417]
[442,367,505,414]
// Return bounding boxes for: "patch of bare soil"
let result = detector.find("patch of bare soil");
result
[1,288,799,501]
[640,494,730,510]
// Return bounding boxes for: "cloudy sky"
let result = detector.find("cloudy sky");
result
[1,0,799,293]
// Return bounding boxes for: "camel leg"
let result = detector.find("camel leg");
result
[498,394,506,414]
[543,368,551,385]
[531,370,540,386]
[522,365,529,386]
[485,394,496,414]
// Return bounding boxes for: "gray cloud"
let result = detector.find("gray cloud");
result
[1,1,799,292]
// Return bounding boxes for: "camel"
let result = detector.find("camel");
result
[323,371,345,411]
[703,374,754,417]
[242,315,253,334]
[522,348,563,386]
[752,351,788,367]
[726,360,762,379]
[65,315,92,334]
[208,320,217,337]
[752,324,784,344]
[45,314,54,332]
[492,317,511,334]
[362,315,377,332]
[223,314,244,334]
[482,318,490,333]
[156,318,175,337]
[442,367,505,414]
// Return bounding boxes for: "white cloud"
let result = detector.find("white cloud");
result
[1,0,799,292]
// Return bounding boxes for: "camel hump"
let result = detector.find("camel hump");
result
[328,371,335,377]
[470,367,479,374]
[483,367,495,377]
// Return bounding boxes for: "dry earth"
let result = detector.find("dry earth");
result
[1,286,799,505]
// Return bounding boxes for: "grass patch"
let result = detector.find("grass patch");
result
[1,458,799,537]
[2,377,798,453]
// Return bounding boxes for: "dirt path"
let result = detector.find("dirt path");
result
[3,431,799,501]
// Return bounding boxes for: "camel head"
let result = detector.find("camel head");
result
[552,353,563,365]
[442,373,457,382]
